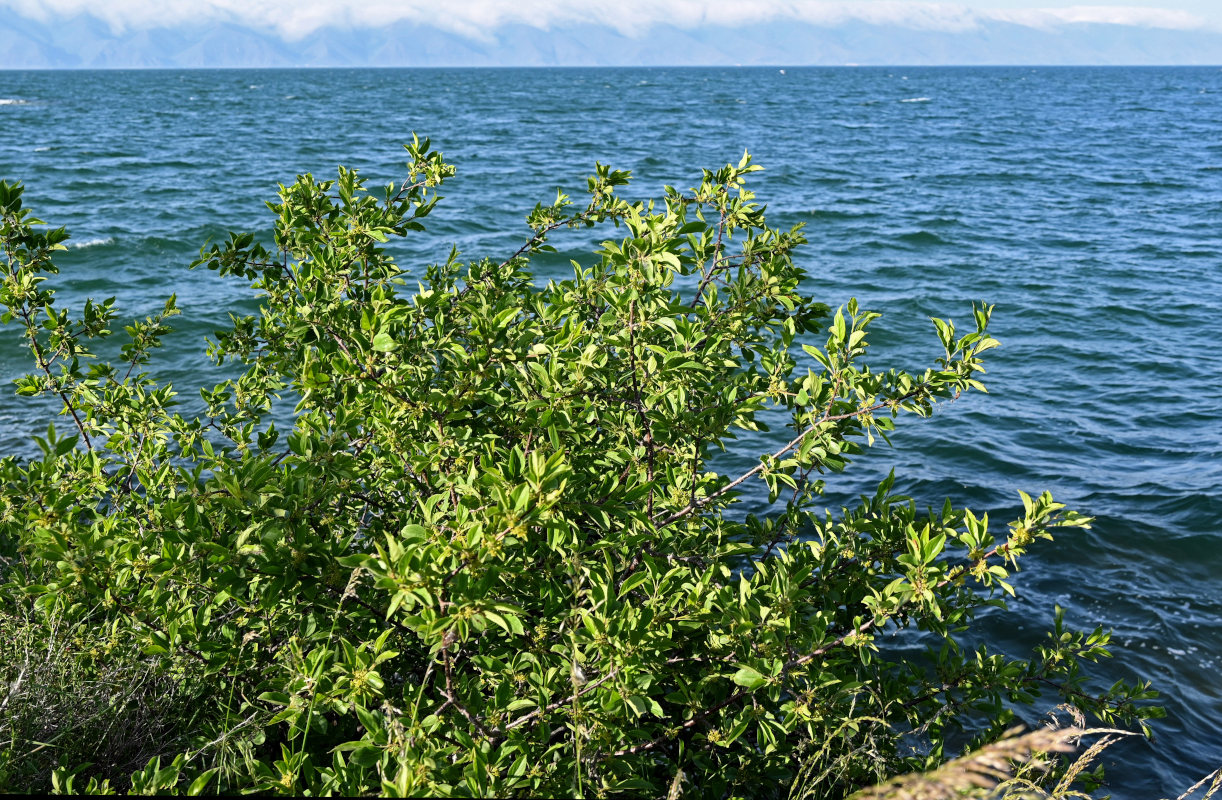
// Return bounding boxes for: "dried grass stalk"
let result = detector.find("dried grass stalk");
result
[847,726,1136,800]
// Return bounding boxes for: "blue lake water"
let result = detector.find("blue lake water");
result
[0,66,1219,796]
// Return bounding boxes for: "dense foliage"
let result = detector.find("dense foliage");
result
[0,142,1159,797]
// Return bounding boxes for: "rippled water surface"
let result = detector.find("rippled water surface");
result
[1,66,1219,796]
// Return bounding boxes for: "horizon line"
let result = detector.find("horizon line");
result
[3,63,1221,71]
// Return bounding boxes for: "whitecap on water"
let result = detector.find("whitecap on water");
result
[901,97,931,103]
[0,98,31,105]
[71,237,115,249]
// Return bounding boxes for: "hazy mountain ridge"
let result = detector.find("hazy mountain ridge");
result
[2,9,1222,67]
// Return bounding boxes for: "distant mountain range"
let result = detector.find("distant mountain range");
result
[2,9,1222,68]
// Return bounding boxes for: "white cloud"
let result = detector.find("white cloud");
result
[988,5,1205,30]
[0,0,1211,39]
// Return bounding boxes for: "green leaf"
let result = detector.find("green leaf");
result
[186,769,218,796]
[732,666,768,690]
[618,571,650,597]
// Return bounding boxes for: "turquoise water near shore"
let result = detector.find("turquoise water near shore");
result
[0,66,1219,795]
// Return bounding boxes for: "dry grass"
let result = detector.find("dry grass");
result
[842,717,1219,800]
[1173,767,1222,800]
[0,605,199,793]
[846,726,1089,800]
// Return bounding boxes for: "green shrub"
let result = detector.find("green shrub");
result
[0,141,1159,797]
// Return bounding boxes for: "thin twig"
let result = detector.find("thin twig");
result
[503,669,620,733]
[690,191,729,309]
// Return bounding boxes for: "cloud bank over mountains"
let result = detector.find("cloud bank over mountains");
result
[2,0,1221,67]
[4,1,1212,38]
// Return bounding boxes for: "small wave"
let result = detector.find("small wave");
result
[900,97,930,103]
[896,230,950,246]
[70,237,114,249]
[1092,178,1189,190]
[806,209,882,221]
[0,98,31,106]
[33,146,52,152]
[1042,237,1095,249]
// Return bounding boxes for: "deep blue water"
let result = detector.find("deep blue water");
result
[1,66,1219,796]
